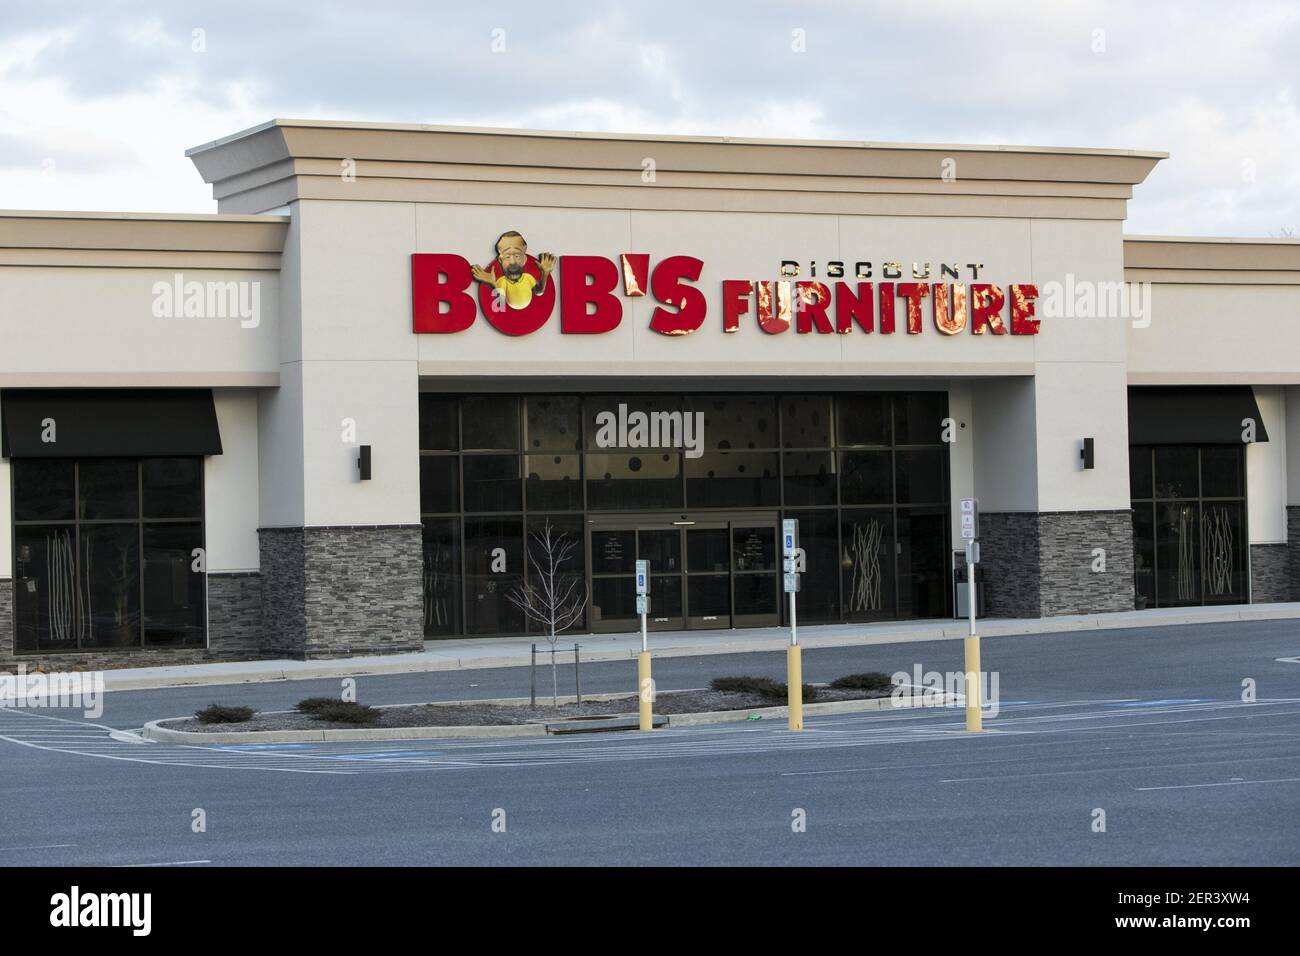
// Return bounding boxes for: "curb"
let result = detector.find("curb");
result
[101,602,1300,692]
[665,692,946,726]
[141,691,954,744]
[143,719,550,743]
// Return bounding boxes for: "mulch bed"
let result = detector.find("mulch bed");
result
[166,686,893,733]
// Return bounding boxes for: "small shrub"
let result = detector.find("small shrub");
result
[307,701,381,725]
[710,676,818,703]
[195,704,255,724]
[295,697,342,715]
[711,676,783,698]
[829,672,894,692]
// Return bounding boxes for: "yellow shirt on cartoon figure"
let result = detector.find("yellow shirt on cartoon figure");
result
[493,273,538,309]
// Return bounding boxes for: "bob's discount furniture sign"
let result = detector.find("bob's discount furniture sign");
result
[413,237,1040,339]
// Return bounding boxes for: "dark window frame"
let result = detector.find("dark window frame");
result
[11,456,207,654]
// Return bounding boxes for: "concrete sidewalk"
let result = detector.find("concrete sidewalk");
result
[28,600,1293,691]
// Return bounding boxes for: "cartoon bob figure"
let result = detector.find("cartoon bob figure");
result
[470,231,556,310]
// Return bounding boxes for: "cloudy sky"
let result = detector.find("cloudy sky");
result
[1,0,1297,236]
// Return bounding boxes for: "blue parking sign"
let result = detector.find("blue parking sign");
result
[782,518,798,556]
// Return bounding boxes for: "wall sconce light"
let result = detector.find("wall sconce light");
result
[1080,437,1094,470]
[357,444,372,481]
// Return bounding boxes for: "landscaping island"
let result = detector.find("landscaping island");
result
[152,674,914,738]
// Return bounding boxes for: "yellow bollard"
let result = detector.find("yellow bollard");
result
[787,644,803,731]
[638,651,653,731]
[964,635,982,732]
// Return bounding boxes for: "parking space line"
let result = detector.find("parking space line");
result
[1137,776,1300,792]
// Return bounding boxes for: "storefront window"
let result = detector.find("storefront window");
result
[782,395,833,448]
[525,455,582,511]
[421,518,461,637]
[143,523,205,645]
[896,507,949,617]
[895,448,947,505]
[1153,446,1198,499]
[419,456,459,514]
[1200,501,1245,603]
[462,454,522,512]
[419,392,951,637]
[836,393,889,446]
[586,452,683,510]
[418,395,459,451]
[687,395,777,450]
[1154,500,1201,606]
[463,516,523,635]
[893,392,947,445]
[143,458,203,518]
[840,508,895,621]
[13,526,76,651]
[12,457,205,653]
[840,450,892,504]
[1129,445,1153,500]
[13,460,75,521]
[788,509,840,623]
[1200,446,1244,498]
[685,451,779,509]
[1130,444,1247,608]
[782,451,836,506]
[461,396,519,451]
[78,458,139,520]
[525,396,582,451]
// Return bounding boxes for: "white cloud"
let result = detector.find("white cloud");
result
[0,1,1295,235]
[0,25,260,211]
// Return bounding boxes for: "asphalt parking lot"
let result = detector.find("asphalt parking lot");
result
[2,618,1298,866]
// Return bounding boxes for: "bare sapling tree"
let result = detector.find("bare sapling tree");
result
[506,520,588,706]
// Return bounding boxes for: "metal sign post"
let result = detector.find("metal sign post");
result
[635,559,652,731]
[959,498,982,732]
[782,519,803,732]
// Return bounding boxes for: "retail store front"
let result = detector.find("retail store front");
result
[8,119,1300,670]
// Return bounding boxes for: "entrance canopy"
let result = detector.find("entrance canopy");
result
[1127,386,1269,445]
[1,389,223,458]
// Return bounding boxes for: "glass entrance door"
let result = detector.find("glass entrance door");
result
[589,524,686,632]
[686,524,730,628]
[731,523,779,628]
[640,528,684,630]
[588,513,780,633]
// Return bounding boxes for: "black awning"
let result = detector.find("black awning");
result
[1128,386,1269,445]
[1,389,223,458]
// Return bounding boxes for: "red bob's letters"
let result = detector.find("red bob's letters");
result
[411,254,476,334]
[560,255,622,334]
[410,253,1040,338]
